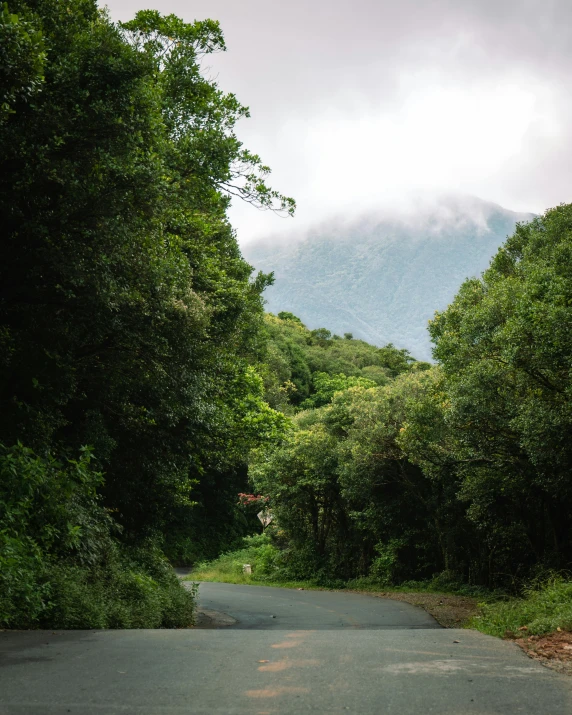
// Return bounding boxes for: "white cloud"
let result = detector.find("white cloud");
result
[229,72,551,242]
[104,0,572,242]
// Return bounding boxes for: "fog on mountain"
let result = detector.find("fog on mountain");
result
[244,197,534,360]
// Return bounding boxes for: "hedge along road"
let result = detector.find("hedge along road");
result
[0,582,571,715]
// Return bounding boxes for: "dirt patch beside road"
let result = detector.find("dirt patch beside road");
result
[514,630,572,676]
[376,592,478,628]
[345,590,479,628]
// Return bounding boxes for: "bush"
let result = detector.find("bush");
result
[0,443,195,629]
[0,533,47,627]
[44,546,196,629]
[471,576,572,637]
[368,540,404,585]
[192,533,283,583]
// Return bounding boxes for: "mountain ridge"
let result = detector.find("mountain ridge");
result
[243,197,535,360]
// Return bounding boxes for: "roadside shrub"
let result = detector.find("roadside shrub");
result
[368,540,404,585]
[0,442,107,627]
[471,576,572,637]
[0,533,47,627]
[44,547,196,629]
[192,533,283,583]
[0,443,195,629]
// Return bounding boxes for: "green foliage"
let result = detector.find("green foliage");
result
[0,0,289,535]
[252,208,572,594]
[43,545,196,629]
[0,0,291,626]
[471,577,572,637]
[369,540,405,585]
[259,313,421,411]
[0,442,195,628]
[299,372,377,409]
[251,370,448,583]
[426,205,572,584]
[0,443,106,626]
[191,533,282,584]
[277,311,303,324]
[0,2,45,119]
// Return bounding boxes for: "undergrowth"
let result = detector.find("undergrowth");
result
[189,534,490,597]
[0,442,196,629]
[41,545,197,629]
[470,576,572,637]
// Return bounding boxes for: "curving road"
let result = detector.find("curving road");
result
[0,581,571,714]
[195,581,440,629]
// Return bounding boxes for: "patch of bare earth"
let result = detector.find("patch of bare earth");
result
[193,608,237,628]
[512,630,572,676]
[347,590,479,628]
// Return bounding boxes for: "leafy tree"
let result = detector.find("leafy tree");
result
[277,311,303,324]
[428,205,572,582]
[0,1,45,119]
[310,327,332,345]
[299,372,377,409]
[0,0,292,623]
[251,422,344,580]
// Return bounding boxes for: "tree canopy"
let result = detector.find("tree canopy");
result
[249,208,572,590]
[0,0,291,627]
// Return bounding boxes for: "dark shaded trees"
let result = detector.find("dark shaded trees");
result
[0,0,290,624]
[426,205,572,582]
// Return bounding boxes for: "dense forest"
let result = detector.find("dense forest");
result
[247,210,572,591]
[0,0,291,628]
[2,0,572,631]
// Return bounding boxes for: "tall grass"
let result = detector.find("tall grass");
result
[190,534,288,585]
[470,577,572,637]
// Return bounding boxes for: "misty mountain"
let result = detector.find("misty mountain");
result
[243,197,535,360]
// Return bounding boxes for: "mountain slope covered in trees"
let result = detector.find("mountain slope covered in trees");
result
[244,198,534,360]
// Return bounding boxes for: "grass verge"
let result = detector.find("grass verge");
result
[469,577,572,638]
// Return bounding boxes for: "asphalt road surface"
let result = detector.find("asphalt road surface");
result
[0,581,571,714]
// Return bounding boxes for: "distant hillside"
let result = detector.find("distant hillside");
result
[243,197,535,360]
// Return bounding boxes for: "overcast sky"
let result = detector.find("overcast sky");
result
[104,0,572,243]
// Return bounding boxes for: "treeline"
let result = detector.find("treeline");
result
[0,1,290,627]
[251,208,572,590]
[260,312,426,411]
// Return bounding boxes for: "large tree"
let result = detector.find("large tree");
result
[0,1,291,543]
[428,205,572,580]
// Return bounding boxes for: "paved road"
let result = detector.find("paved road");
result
[0,582,570,714]
[195,581,440,629]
